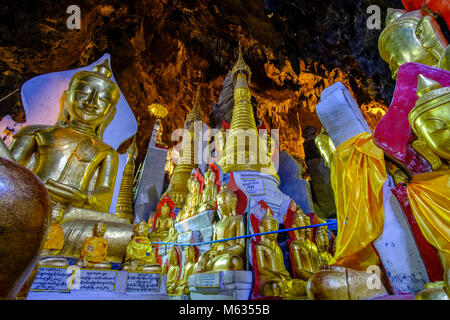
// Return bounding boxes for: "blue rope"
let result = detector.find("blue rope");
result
[151,221,334,247]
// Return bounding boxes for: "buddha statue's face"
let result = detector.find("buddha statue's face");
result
[134,222,149,237]
[259,220,278,241]
[216,192,236,217]
[383,26,437,79]
[93,223,107,237]
[413,104,450,160]
[67,73,120,127]
[168,247,178,265]
[161,203,170,217]
[191,179,200,193]
[292,215,306,238]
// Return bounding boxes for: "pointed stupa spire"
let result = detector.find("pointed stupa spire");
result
[185,84,204,129]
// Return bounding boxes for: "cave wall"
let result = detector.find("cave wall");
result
[0,0,409,171]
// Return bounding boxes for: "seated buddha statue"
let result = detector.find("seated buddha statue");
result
[406,75,450,300]
[150,202,176,242]
[290,209,320,280]
[378,8,449,79]
[39,205,69,268]
[255,208,306,299]
[175,246,197,295]
[315,224,333,268]
[176,175,201,222]
[9,59,120,217]
[194,184,245,273]
[166,246,181,295]
[74,221,111,269]
[198,167,218,213]
[121,221,161,273]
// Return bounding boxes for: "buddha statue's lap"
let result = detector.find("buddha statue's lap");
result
[256,208,306,299]
[122,221,161,273]
[194,184,245,273]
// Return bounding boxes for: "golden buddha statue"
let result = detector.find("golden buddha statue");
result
[290,209,320,280]
[175,246,197,295]
[74,221,111,269]
[194,184,245,272]
[122,221,161,273]
[198,167,218,213]
[176,175,201,222]
[39,206,68,268]
[314,127,335,168]
[150,202,176,242]
[166,246,181,295]
[9,59,120,216]
[378,8,449,79]
[255,208,306,299]
[315,224,333,268]
[406,75,450,300]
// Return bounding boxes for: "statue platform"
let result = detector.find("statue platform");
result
[27,266,168,300]
[188,271,253,300]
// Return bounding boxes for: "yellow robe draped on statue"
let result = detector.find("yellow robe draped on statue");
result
[330,132,387,270]
[407,170,450,253]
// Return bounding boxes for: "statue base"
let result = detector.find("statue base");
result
[188,271,253,300]
[27,267,168,300]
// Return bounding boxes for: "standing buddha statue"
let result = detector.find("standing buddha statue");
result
[74,221,111,269]
[255,207,306,299]
[121,221,161,273]
[378,8,449,79]
[194,184,245,272]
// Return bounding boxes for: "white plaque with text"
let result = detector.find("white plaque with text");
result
[177,231,193,244]
[30,267,73,292]
[71,269,117,292]
[126,272,161,292]
[195,272,221,288]
[241,178,265,196]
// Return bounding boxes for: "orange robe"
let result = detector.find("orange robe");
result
[43,223,65,250]
[80,237,108,263]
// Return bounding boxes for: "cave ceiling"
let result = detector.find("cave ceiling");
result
[2,0,441,171]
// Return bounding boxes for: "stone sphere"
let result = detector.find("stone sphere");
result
[0,157,50,299]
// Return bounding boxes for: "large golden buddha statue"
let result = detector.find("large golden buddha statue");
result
[198,167,218,213]
[194,184,245,272]
[378,8,449,79]
[290,209,320,280]
[10,59,120,216]
[74,221,111,269]
[406,75,449,300]
[255,208,306,299]
[121,221,161,273]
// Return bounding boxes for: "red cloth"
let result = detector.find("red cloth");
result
[402,0,450,28]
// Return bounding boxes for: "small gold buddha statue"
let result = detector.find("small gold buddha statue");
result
[198,167,218,213]
[315,225,333,268]
[74,221,111,269]
[194,184,245,272]
[290,209,320,280]
[166,246,181,295]
[9,59,120,216]
[150,202,176,242]
[176,175,201,222]
[407,75,450,300]
[378,8,449,79]
[255,208,306,299]
[314,127,335,168]
[175,246,197,295]
[39,206,69,268]
[121,221,161,273]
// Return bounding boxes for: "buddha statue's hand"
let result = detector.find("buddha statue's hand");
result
[46,178,87,207]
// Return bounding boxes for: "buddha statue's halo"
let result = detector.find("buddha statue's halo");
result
[409,75,450,136]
